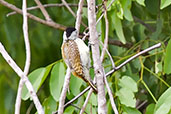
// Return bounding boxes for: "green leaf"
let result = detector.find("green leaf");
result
[21,64,52,100]
[43,96,57,114]
[116,88,136,107]
[146,103,155,114]
[116,76,137,108]
[123,106,141,114]
[113,13,126,44]
[121,0,133,21]
[64,106,75,114]
[119,76,138,92]
[90,93,97,106]
[154,87,171,114]
[70,74,83,96]
[135,0,145,6]
[50,62,66,101]
[164,39,171,74]
[160,0,171,9]
[115,1,124,19]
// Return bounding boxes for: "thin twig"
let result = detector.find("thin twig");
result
[58,68,71,114]
[101,1,118,113]
[71,104,88,114]
[79,89,93,114]
[61,0,76,17]
[75,0,84,35]
[0,43,44,114]
[100,1,109,62]
[115,43,161,70]
[15,0,31,113]
[59,43,161,108]
[87,0,107,113]
[0,0,66,30]
[6,3,88,17]
[34,0,52,21]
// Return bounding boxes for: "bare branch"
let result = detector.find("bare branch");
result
[115,43,161,70]
[15,80,24,114]
[75,0,84,34]
[7,3,88,17]
[100,2,109,62]
[79,89,93,114]
[108,39,133,48]
[34,0,52,21]
[87,0,107,113]
[15,0,31,113]
[58,68,71,114]
[0,0,66,30]
[0,43,44,114]
[61,0,76,17]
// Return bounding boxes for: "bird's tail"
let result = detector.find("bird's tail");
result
[87,80,98,93]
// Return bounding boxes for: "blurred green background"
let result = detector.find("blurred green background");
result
[0,0,171,114]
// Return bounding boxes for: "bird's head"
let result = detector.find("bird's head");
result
[63,27,78,41]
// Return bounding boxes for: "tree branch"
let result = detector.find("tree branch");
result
[58,68,71,114]
[15,0,31,113]
[75,0,84,34]
[34,0,52,21]
[79,89,93,114]
[87,0,107,113]
[0,43,44,114]
[0,0,66,30]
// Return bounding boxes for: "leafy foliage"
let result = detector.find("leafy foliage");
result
[0,0,171,113]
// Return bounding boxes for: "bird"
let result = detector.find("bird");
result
[61,27,97,93]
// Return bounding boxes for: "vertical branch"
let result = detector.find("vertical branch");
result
[100,1,118,113]
[100,2,109,61]
[15,0,31,113]
[87,0,107,113]
[58,68,71,114]
[75,0,84,34]
[79,89,93,114]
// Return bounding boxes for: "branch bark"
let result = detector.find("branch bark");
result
[0,0,66,30]
[15,0,31,113]
[75,0,84,34]
[0,43,44,114]
[58,68,71,114]
[34,0,52,21]
[87,0,107,113]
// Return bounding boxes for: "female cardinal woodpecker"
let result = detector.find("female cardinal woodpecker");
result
[61,27,97,93]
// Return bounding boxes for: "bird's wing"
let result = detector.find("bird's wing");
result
[63,40,84,76]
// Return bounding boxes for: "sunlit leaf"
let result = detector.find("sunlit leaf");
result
[113,13,126,44]
[123,106,141,114]
[119,76,138,92]
[21,64,53,100]
[50,62,66,101]
[121,0,133,21]
[136,0,145,6]
[146,103,155,114]
[116,88,136,107]
[160,0,171,9]
[154,87,171,114]
[164,39,171,74]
